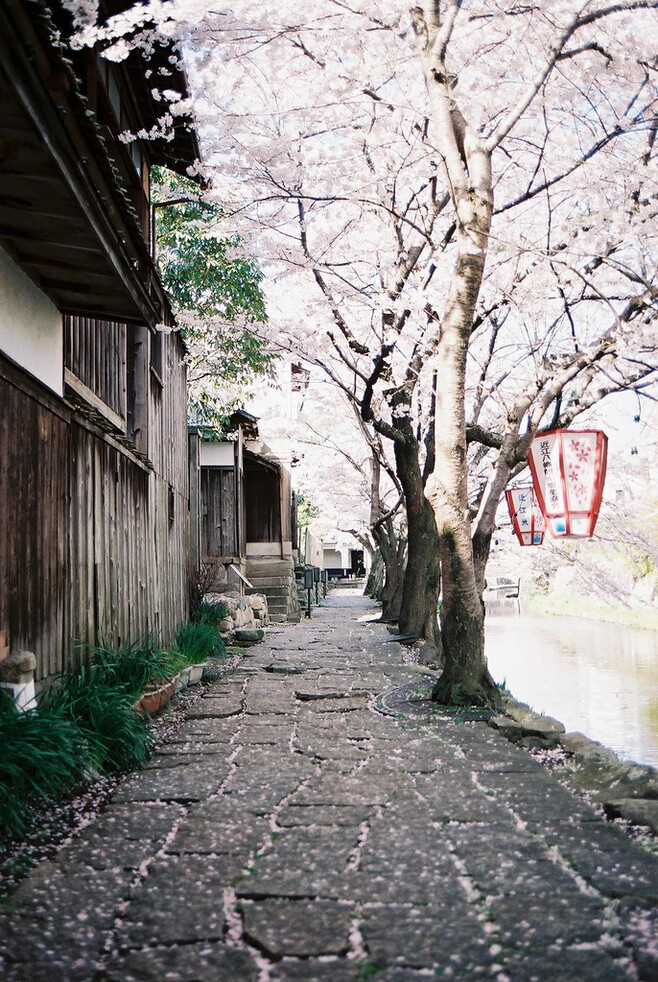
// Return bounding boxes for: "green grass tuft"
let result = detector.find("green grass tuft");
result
[192,599,229,626]
[173,618,226,667]
[41,664,154,774]
[0,689,95,845]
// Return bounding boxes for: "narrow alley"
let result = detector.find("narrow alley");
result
[1,589,656,981]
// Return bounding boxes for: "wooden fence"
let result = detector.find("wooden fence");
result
[0,327,189,682]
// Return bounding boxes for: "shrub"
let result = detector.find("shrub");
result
[173,618,226,667]
[193,599,229,626]
[0,689,94,844]
[85,637,169,698]
[41,665,154,774]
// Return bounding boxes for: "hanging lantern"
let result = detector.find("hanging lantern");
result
[527,429,608,538]
[505,486,546,546]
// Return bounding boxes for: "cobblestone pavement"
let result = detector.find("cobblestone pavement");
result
[2,588,657,981]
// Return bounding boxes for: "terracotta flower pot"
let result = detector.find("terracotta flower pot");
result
[139,687,162,716]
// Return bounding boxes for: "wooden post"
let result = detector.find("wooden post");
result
[188,427,201,572]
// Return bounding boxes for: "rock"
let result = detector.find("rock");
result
[233,629,265,645]
[0,649,36,684]
[561,731,621,766]
[603,798,658,833]
[488,695,564,746]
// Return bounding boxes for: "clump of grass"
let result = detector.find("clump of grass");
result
[193,599,229,626]
[172,618,226,669]
[0,689,94,844]
[41,665,154,774]
[85,637,169,698]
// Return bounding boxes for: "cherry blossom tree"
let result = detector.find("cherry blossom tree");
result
[79,0,658,704]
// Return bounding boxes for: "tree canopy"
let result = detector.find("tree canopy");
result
[152,167,274,431]
[78,1,658,702]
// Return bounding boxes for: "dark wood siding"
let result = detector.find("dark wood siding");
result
[0,367,69,677]
[0,326,189,682]
[64,315,127,420]
[201,468,238,558]
[245,460,281,543]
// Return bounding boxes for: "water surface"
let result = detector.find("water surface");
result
[485,614,658,767]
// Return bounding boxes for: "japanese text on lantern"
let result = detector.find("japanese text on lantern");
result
[540,440,560,507]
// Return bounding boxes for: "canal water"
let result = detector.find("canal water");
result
[485,614,658,768]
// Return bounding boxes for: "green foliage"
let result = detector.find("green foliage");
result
[296,492,320,531]
[83,637,169,698]
[173,618,226,668]
[0,689,94,844]
[152,167,276,431]
[41,665,154,774]
[153,168,267,324]
[193,599,229,626]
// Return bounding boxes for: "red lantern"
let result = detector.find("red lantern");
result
[527,429,608,538]
[505,485,546,546]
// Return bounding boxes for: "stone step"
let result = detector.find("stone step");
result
[265,603,290,614]
[246,584,291,597]
[246,561,295,575]
[246,576,295,588]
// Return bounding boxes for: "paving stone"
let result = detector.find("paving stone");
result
[541,824,658,901]
[169,717,241,741]
[501,947,632,981]
[120,856,237,947]
[186,693,243,718]
[2,865,128,928]
[617,900,658,981]
[446,825,580,896]
[490,892,609,947]
[289,774,401,807]
[53,801,183,869]
[277,804,372,827]
[112,759,232,802]
[242,898,352,956]
[0,916,111,982]
[168,800,269,855]
[105,943,259,981]
[359,902,492,971]
[270,958,362,981]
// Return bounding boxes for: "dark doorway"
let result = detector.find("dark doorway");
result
[350,549,365,577]
[245,453,281,542]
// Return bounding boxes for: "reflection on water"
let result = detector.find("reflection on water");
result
[485,614,658,767]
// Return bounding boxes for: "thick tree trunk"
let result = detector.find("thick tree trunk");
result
[413,5,499,704]
[394,432,442,663]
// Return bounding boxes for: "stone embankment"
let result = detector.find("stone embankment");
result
[1,589,657,981]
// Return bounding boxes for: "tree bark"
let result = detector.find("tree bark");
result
[394,429,442,663]
[372,517,406,622]
[413,3,499,704]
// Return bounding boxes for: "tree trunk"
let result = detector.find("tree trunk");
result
[372,518,406,622]
[394,431,442,663]
[364,551,383,598]
[412,5,499,704]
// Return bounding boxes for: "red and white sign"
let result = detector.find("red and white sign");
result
[505,485,546,546]
[527,429,608,538]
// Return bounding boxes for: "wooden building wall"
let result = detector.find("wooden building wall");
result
[0,366,68,678]
[0,326,189,682]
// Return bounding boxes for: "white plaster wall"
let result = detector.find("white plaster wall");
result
[0,245,63,396]
[200,442,235,466]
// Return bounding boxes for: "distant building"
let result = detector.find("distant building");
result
[197,412,301,622]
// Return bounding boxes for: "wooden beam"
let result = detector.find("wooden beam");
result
[64,368,125,433]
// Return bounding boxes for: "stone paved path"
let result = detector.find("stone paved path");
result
[1,588,657,981]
